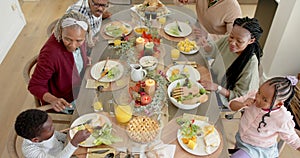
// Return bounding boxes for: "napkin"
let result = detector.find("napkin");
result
[86,79,109,89]
[87,147,115,158]
[143,140,176,158]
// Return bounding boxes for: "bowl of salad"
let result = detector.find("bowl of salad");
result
[168,78,208,110]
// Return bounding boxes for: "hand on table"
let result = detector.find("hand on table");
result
[70,129,91,147]
[50,98,72,112]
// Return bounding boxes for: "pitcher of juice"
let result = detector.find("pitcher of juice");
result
[114,102,133,124]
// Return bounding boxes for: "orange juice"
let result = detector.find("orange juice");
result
[171,49,180,60]
[115,105,132,123]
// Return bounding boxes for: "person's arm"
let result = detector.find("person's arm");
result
[228,92,255,111]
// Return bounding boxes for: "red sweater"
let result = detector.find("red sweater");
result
[28,34,88,104]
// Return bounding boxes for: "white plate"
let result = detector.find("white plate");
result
[177,120,221,156]
[69,113,111,147]
[164,21,192,37]
[166,65,200,82]
[167,79,204,110]
[178,45,200,55]
[104,21,132,37]
[90,60,124,82]
[139,56,158,70]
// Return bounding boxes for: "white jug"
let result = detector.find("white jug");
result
[130,64,147,82]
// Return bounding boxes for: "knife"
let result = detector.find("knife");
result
[175,20,182,32]
[75,149,110,156]
[101,57,109,76]
[97,64,119,81]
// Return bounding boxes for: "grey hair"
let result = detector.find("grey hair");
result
[53,11,94,47]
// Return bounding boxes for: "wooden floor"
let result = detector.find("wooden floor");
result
[0,0,299,157]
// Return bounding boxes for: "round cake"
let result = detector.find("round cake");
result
[126,116,160,143]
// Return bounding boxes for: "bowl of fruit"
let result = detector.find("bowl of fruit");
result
[177,39,199,55]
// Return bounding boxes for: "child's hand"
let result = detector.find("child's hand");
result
[243,98,255,107]
[70,129,91,147]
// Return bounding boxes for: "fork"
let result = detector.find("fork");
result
[59,118,93,133]
[171,86,199,99]
[175,20,182,32]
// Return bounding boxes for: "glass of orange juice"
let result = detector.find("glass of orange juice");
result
[114,104,133,124]
[171,48,180,60]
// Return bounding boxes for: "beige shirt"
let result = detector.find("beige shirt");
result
[189,0,242,35]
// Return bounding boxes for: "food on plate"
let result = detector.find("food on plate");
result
[126,116,160,143]
[105,22,131,37]
[171,79,208,104]
[168,26,180,36]
[177,38,198,53]
[179,120,201,150]
[139,56,158,70]
[134,0,170,17]
[103,65,121,79]
[72,117,122,146]
[169,67,189,82]
[134,26,149,35]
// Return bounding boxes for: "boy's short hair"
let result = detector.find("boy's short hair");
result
[15,109,48,140]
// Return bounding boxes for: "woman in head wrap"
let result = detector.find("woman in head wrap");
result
[28,11,93,114]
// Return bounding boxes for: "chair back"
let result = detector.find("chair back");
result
[23,55,42,107]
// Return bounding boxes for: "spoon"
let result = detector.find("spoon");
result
[104,152,114,158]
[225,108,244,120]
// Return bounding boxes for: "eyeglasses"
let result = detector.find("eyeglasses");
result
[90,0,109,8]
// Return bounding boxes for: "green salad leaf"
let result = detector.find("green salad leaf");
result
[169,26,180,35]
[107,66,120,79]
[92,123,122,145]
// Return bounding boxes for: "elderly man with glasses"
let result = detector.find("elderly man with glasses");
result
[67,0,111,39]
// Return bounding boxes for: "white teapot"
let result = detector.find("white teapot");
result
[130,64,147,82]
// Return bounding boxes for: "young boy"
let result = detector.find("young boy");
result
[14,109,90,158]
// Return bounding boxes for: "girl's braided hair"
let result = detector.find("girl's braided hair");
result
[257,76,297,132]
[225,17,263,90]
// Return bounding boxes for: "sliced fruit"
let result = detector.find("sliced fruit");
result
[199,94,208,103]
[187,140,197,150]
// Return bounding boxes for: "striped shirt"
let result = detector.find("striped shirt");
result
[67,0,102,36]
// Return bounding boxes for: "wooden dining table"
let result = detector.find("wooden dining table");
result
[72,4,230,158]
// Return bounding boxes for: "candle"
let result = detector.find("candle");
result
[145,79,156,97]
[144,42,154,56]
[136,37,145,52]
[141,94,152,105]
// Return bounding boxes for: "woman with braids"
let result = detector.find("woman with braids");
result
[229,76,300,158]
[28,11,93,114]
[199,17,263,108]
[15,109,90,157]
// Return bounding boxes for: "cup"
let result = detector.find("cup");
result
[171,49,180,60]
[114,102,133,124]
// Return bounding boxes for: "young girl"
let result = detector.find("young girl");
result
[15,109,90,158]
[229,76,300,158]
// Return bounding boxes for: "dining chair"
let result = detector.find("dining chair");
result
[23,55,72,127]
[6,105,72,158]
[46,18,59,37]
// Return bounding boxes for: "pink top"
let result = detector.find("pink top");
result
[229,91,300,149]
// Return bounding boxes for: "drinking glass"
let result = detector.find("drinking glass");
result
[158,17,166,28]
[171,48,180,60]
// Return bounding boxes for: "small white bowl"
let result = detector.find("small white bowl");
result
[168,79,204,110]
[134,26,149,36]
[139,56,158,71]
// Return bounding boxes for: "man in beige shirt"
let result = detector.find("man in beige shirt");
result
[174,0,242,36]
